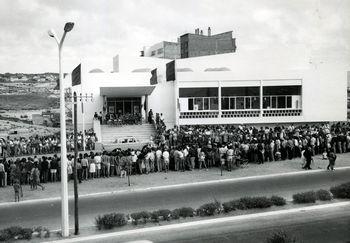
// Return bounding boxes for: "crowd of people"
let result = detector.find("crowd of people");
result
[94,111,142,126]
[0,129,97,158]
[1,119,349,202]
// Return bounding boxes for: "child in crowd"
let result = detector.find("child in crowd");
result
[13,179,23,202]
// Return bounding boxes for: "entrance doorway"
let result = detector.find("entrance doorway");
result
[107,97,141,117]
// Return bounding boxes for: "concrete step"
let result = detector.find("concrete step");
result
[101,124,156,144]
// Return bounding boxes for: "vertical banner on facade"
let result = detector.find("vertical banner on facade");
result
[150,68,157,85]
[72,63,81,86]
[166,60,175,81]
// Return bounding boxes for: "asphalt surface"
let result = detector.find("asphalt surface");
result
[81,202,350,243]
[0,168,349,230]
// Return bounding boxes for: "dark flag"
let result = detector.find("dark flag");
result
[72,64,81,86]
[150,68,157,85]
[166,60,175,81]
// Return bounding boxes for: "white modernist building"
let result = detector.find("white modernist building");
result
[66,48,347,133]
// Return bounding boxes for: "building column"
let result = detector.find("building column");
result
[174,80,179,127]
[218,81,222,117]
[260,80,263,117]
[141,95,146,120]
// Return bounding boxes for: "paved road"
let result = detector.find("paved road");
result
[0,168,349,230]
[79,202,350,243]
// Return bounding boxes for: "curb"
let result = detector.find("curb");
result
[44,201,350,242]
[1,166,349,207]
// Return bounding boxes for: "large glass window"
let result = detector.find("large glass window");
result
[204,98,209,110]
[194,98,203,110]
[263,85,302,96]
[245,97,251,109]
[179,88,218,97]
[188,98,194,110]
[263,97,270,109]
[272,97,277,108]
[287,96,292,108]
[236,97,244,109]
[222,98,229,110]
[229,98,235,109]
[277,96,286,108]
[252,97,259,109]
[222,87,260,96]
[210,98,218,110]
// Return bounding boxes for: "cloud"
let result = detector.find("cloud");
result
[0,0,349,73]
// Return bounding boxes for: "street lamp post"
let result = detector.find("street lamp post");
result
[48,22,74,238]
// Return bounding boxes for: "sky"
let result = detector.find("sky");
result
[0,0,349,73]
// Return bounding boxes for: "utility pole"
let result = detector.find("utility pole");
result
[73,91,79,235]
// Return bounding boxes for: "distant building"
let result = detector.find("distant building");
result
[142,27,236,59]
[143,41,180,59]
[180,27,236,58]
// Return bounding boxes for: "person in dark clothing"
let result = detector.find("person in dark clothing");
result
[327,149,337,171]
[148,109,153,124]
[41,156,49,183]
[302,146,313,170]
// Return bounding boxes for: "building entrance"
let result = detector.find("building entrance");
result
[107,97,141,116]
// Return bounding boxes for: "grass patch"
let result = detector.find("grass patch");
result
[0,94,58,110]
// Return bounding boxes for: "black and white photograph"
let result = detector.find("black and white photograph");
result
[0,0,349,242]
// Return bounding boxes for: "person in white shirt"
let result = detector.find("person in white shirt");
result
[155,148,163,172]
[94,153,102,178]
[162,149,170,173]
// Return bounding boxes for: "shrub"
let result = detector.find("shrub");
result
[239,197,273,209]
[270,196,287,206]
[151,211,160,222]
[157,209,172,221]
[0,226,33,241]
[316,189,332,201]
[171,209,180,219]
[95,213,127,230]
[292,191,317,204]
[178,207,195,218]
[222,200,239,213]
[197,201,222,217]
[330,182,350,199]
[266,230,296,243]
[32,226,50,238]
[130,211,151,225]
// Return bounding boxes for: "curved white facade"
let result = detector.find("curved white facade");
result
[66,49,347,130]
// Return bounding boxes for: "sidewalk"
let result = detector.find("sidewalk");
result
[1,153,349,203]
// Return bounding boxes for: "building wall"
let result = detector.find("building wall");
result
[180,31,236,58]
[144,41,180,59]
[148,81,175,128]
[67,50,347,130]
[163,41,180,59]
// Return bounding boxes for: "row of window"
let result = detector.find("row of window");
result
[263,96,293,109]
[151,48,164,56]
[221,96,259,110]
[186,95,297,111]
